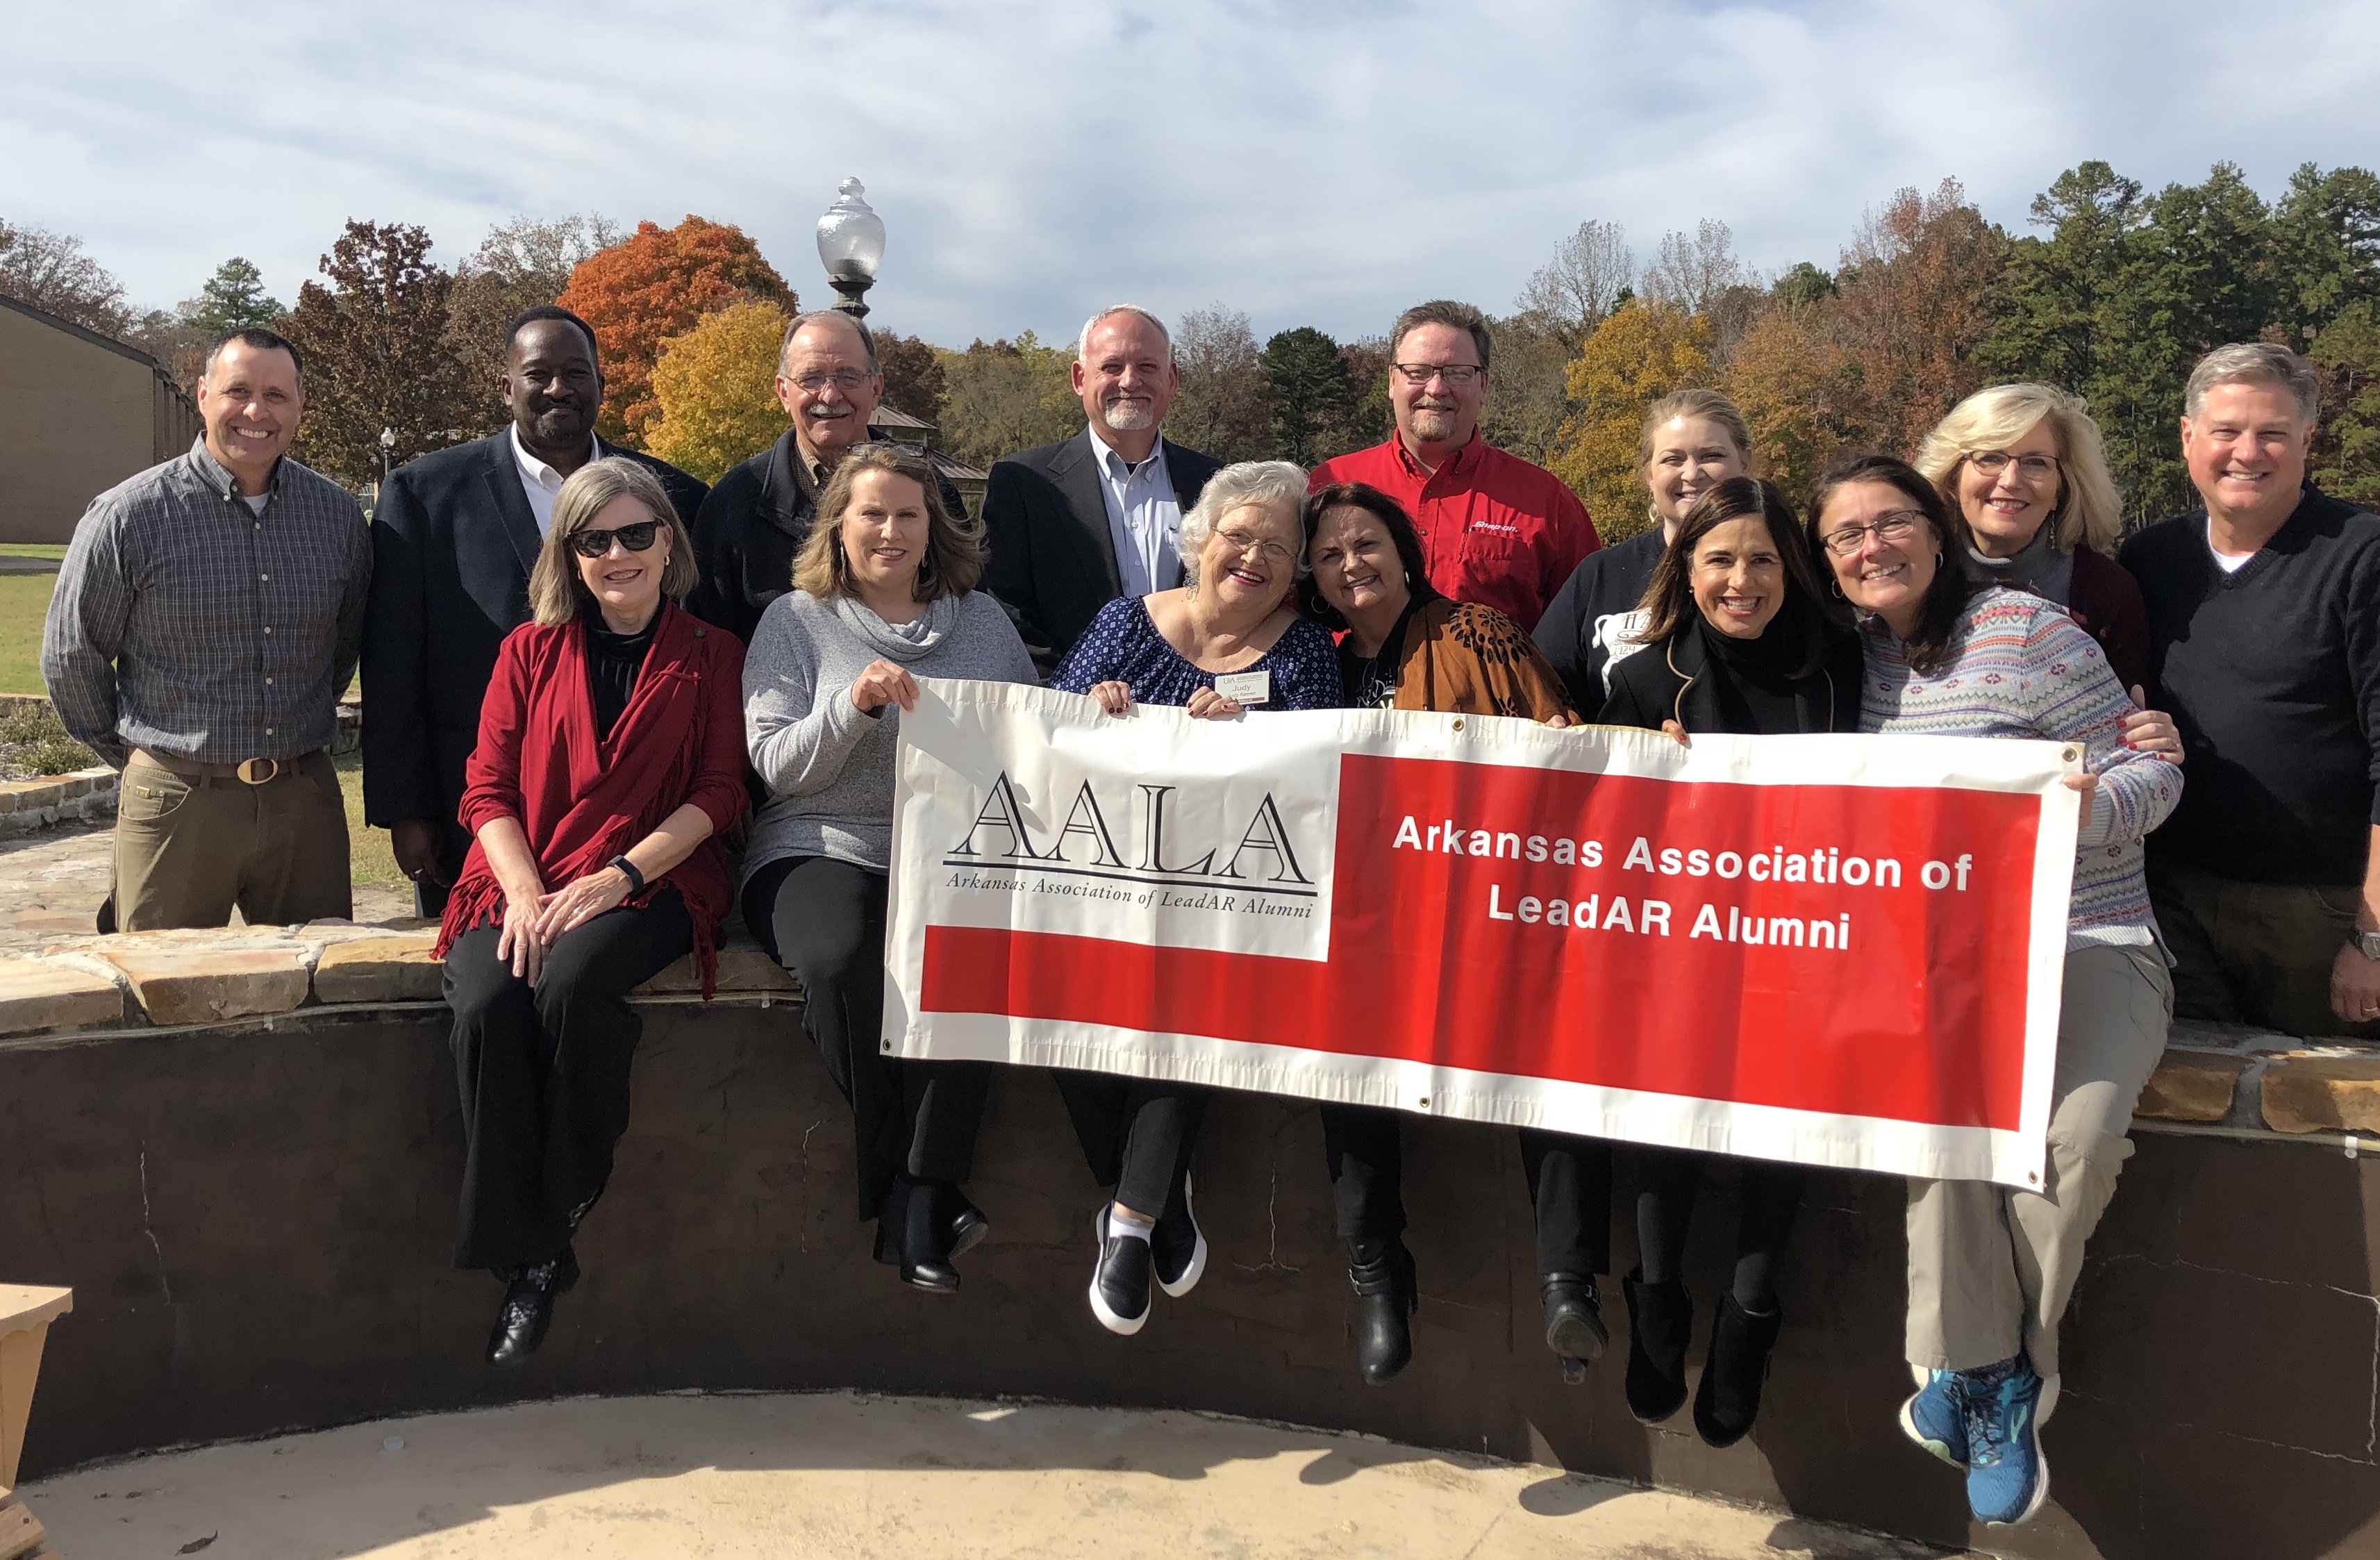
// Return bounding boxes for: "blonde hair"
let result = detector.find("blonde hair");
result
[529,457,697,627]
[1638,388,1754,474]
[792,442,985,601]
[1915,382,2123,556]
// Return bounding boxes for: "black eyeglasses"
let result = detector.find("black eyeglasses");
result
[569,520,662,558]
[1391,362,1482,387]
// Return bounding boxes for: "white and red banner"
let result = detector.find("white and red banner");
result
[884,678,2081,1188]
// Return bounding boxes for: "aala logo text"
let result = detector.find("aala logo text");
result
[949,772,1313,886]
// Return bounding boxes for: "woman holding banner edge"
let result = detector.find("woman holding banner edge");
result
[1810,454,2181,1529]
[1054,459,1340,1338]
[1597,475,1863,1445]
[1303,479,1584,1386]
[740,443,1037,1295]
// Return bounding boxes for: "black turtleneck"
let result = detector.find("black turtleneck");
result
[1688,615,1808,736]
[586,609,658,742]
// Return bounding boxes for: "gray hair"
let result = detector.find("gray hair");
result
[1076,304,1172,363]
[2185,342,2320,426]
[779,309,881,375]
[1390,299,1493,374]
[1177,460,1311,587]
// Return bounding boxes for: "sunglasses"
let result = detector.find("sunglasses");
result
[568,520,663,559]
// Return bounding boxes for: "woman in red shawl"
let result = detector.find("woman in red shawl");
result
[438,457,747,1366]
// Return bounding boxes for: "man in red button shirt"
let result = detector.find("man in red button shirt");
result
[1310,300,1598,631]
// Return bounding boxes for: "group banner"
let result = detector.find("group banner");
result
[883,678,2081,1189]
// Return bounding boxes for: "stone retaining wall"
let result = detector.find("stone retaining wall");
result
[6,920,2372,1144]
[5,927,2379,1557]
[0,766,118,841]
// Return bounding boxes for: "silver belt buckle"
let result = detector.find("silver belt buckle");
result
[235,757,281,786]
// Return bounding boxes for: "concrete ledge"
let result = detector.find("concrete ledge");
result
[0,768,117,840]
[0,960,122,1037]
[98,947,313,1027]
[2263,1055,2380,1135]
[2136,1052,2253,1123]
[311,933,443,1005]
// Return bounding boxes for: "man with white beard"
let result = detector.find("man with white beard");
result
[981,305,1224,672]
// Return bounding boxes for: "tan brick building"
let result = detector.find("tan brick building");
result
[0,295,201,544]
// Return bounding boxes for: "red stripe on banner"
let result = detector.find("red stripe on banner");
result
[922,753,2041,1131]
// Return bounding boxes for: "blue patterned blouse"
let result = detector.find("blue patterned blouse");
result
[1054,597,1343,711]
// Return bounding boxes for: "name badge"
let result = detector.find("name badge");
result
[1214,670,1272,706]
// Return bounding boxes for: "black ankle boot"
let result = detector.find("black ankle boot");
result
[1539,1272,1608,1365]
[1622,1268,1692,1424]
[486,1245,579,1367]
[900,1178,961,1293]
[1349,1238,1416,1385]
[1692,1293,1783,1447]
[940,1184,990,1260]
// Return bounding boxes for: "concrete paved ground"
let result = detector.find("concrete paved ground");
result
[0,822,410,955]
[18,1392,1967,1560]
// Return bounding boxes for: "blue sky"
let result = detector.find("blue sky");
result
[7,1,2377,348]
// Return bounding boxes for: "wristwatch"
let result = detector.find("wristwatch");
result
[2351,931,2380,962]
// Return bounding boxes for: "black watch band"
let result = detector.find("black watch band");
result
[609,855,647,897]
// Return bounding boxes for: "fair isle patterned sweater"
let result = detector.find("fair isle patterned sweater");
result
[1858,587,2181,949]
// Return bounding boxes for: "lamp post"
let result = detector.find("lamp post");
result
[378,424,395,483]
[815,176,885,320]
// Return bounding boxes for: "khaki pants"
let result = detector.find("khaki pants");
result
[2149,854,2380,1040]
[114,750,352,931]
[1904,943,2172,1377]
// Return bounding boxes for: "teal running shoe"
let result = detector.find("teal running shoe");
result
[1965,1356,2050,1527]
[1899,1366,1969,1467]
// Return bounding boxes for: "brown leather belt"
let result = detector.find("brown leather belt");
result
[131,748,319,786]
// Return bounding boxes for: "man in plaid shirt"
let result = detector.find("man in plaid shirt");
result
[42,327,371,931]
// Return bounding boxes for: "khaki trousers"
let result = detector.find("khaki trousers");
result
[2149,854,2380,1040]
[114,749,352,931]
[1904,943,2172,1377]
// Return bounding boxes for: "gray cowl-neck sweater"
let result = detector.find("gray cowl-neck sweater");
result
[740,588,1037,881]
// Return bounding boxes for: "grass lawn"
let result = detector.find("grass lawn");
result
[0,575,56,695]
[334,751,406,890]
[0,544,68,560]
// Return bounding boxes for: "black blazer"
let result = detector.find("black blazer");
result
[685,428,969,645]
[981,430,1223,674]
[360,430,707,854]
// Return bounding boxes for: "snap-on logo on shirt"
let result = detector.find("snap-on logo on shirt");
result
[1468,521,1521,534]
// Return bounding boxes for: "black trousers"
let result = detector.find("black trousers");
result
[444,888,692,1271]
[1319,1102,1406,1246]
[1634,1146,1804,1309]
[744,856,989,1220]
[1517,1127,1613,1277]
[1056,1072,1206,1220]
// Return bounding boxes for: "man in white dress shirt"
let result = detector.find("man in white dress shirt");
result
[981,306,1224,672]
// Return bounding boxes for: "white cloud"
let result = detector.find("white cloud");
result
[6,0,2376,346]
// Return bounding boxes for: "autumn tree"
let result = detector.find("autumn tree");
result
[1724,296,1861,499]
[875,330,948,423]
[1261,326,1359,465]
[1826,180,2008,459]
[642,299,794,483]
[1517,219,1633,352]
[1167,304,1276,461]
[0,219,130,335]
[278,219,476,486]
[557,216,793,445]
[936,333,1079,471]
[1480,312,1573,468]
[1549,301,1715,538]
[447,215,622,429]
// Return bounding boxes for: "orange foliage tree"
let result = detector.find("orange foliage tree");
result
[1547,302,1714,540]
[557,216,794,445]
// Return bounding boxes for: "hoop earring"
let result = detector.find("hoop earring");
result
[1830,577,1845,600]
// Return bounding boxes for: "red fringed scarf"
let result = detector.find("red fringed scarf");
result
[437,601,749,995]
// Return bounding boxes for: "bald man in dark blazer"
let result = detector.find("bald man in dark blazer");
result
[361,307,706,911]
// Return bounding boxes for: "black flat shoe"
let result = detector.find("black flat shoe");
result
[1540,1272,1608,1366]
[1622,1268,1692,1425]
[1692,1293,1783,1448]
[486,1245,579,1367]
[899,1179,961,1293]
[1350,1238,1417,1386]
